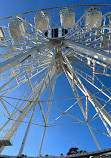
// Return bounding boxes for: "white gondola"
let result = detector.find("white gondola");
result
[0,27,5,38]
[0,5,111,157]
[34,12,50,32]
[60,9,75,28]
[109,14,111,25]
[85,8,102,29]
[8,18,28,38]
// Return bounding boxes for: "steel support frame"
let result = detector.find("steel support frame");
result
[38,72,57,157]
[0,40,57,74]
[48,101,83,127]
[18,101,38,156]
[62,59,101,150]
[61,51,111,149]
[65,47,111,77]
[62,51,111,125]
[0,53,56,153]
[0,50,50,93]
[62,41,111,125]
[63,39,111,65]
[0,52,51,134]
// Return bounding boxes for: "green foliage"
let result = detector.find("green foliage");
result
[67,147,87,155]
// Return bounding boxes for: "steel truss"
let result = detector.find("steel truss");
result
[0,4,111,157]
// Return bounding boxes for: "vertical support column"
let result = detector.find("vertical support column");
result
[87,122,101,150]
[39,126,47,157]
[18,103,37,156]
[61,52,101,150]
[38,72,57,157]
[17,55,56,156]
[18,70,54,156]
[86,96,88,122]
[0,53,56,154]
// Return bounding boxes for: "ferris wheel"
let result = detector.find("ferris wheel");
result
[0,4,111,157]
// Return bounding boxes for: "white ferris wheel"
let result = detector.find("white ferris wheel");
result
[0,4,111,158]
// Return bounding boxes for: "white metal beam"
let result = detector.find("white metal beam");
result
[39,71,57,156]
[63,39,111,65]
[38,101,46,125]
[0,98,11,117]
[63,64,101,150]
[61,52,111,149]
[62,52,111,127]
[18,101,38,156]
[0,56,56,153]
[0,41,56,74]
[86,96,88,122]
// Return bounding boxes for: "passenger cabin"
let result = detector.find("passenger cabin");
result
[34,12,50,32]
[0,27,5,39]
[85,8,102,29]
[8,18,28,38]
[60,9,75,28]
[109,14,111,25]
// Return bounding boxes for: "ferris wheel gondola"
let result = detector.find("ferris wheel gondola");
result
[0,4,111,157]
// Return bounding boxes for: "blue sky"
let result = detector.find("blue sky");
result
[0,0,111,157]
[0,0,111,19]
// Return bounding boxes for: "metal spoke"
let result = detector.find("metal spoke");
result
[0,5,111,156]
[61,51,111,149]
[39,69,57,156]
[0,53,56,153]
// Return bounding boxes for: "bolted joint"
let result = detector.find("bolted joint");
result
[62,112,66,114]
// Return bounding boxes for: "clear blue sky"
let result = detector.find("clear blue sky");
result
[0,0,111,157]
[0,0,111,19]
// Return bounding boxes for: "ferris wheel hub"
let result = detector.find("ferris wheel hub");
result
[44,27,68,39]
[0,4,111,156]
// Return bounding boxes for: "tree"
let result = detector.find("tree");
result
[67,147,87,155]
[67,147,79,155]
[79,150,87,154]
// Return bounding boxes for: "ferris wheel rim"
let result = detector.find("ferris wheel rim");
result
[0,4,111,22]
[0,4,111,156]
